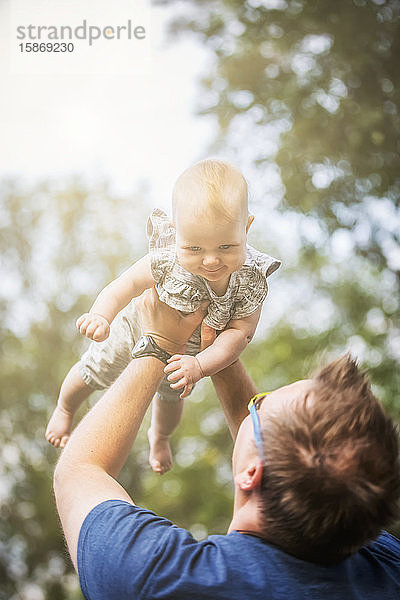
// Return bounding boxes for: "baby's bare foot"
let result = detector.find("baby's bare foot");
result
[147,428,173,475]
[46,406,74,449]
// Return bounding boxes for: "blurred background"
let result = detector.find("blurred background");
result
[1,0,399,598]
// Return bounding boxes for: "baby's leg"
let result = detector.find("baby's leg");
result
[46,363,93,448]
[47,300,141,449]
[148,393,184,475]
[148,329,201,474]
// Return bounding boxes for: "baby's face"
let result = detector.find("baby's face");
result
[175,209,249,284]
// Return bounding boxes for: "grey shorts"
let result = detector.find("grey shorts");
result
[79,300,201,401]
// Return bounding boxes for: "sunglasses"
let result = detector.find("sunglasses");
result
[247,392,271,464]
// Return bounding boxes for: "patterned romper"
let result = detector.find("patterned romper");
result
[80,209,281,401]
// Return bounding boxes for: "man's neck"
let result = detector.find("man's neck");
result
[228,491,264,536]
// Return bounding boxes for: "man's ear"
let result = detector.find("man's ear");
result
[234,456,263,491]
[246,215,254,234]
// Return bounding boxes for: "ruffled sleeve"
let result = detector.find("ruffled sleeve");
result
[146,208,176,283]
[147,208,210,313]
[230,245,281,320]
[146,217,281,327]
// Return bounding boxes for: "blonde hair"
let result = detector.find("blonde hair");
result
[172,158,249,224]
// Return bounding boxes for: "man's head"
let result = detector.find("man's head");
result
[233,355,400,564]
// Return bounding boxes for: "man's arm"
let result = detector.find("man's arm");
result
[54,288,207,570]
[211,360,258,440]
[199,322,258,441]
[54,357,164,570]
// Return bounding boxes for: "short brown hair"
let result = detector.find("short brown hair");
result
[260,354,400,564]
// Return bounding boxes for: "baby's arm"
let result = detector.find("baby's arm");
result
[77,254,155,341]
[164,306,262,398]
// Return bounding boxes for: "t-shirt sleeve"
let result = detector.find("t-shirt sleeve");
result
[365,532,400,563]
[77,500,206,600]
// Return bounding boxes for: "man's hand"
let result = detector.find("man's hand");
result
[164,354,205,398]
[136,287,209,355]
[76,313,110,341]
[200,323,216,351]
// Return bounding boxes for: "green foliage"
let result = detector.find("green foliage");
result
[0,179,150,599]
[162,0,400,413]
[2,1,400,596]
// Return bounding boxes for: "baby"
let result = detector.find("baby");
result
[46,159,280,473]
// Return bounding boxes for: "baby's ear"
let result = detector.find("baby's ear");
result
[246,215,254,233]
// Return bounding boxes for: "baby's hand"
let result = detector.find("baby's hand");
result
[164,354,205,399]
[76,312,110,342]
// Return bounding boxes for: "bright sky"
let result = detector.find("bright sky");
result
[0,0,288,340]
[0,1,216,206]
[1,1,397,365]
[0,0,349,340]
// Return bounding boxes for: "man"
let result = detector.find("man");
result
[54,288,400,599]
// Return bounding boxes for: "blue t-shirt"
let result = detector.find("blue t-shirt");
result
[77,499,400,600]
